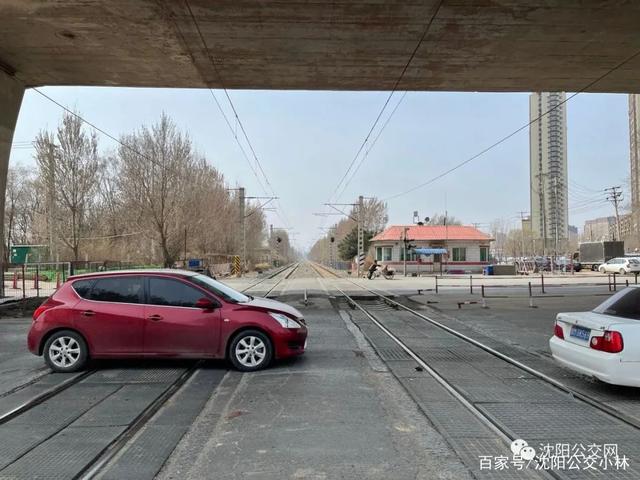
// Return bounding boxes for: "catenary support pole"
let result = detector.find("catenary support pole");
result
[239,187,245,277]
[357,195,364,278]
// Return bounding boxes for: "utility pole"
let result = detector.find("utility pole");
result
[318,197,367,275]
[403,226,409,277]
[46,142,56,263]
[605,186,623,241]
[238,187,245,276]
[536,173,548,256]
[518,211,528,258]
[228,187,278,276]
[183,227,187,266]
[357,195,364,277]
[269,224,274,265]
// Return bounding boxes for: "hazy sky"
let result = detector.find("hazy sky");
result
[10,87,630,250]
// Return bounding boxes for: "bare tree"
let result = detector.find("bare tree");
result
[4,165,38,261]
[427,213,462,226]
[117,114,196,267]
[34,112,102,261]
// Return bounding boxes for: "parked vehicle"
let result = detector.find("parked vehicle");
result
[550,287,640,387]
[28,269,308,373]
[598,257,640,275]
[579,241,624,271]
[532,256,551,272]
[554,257,582,272]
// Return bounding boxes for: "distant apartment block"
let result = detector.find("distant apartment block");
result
[529,92,569,251]
[629,94,640,229]
[584,216,616,241]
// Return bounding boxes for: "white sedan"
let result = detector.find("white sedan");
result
[550,287,640,387]
[598,257,640,275]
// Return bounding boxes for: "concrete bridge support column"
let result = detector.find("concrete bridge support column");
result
[0,70,25,262]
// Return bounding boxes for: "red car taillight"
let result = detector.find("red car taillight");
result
[33,298,62,321]
[590,330,624,353]
[554,323,564,339]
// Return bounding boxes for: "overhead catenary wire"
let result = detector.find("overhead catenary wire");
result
[182,0,297,244]
[335,91,408,201]
[31,88,161,166]
[382,46,640,202]
[327,1,443,202]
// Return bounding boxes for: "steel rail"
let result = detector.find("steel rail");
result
[264,262,300,297]
[241,263,295,292]
[0,370,95,425]
[332,272,640,432]
[77,361,203,480]
[334,286,560,480]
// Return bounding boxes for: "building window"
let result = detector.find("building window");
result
[480,247,489,262]
[376,247,392,262]
[452,247,466,262]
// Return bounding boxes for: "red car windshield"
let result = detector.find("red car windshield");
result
[190,274,250,304]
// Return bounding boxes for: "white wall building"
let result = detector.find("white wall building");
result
[369,225,492,274]
[529,92,569,252]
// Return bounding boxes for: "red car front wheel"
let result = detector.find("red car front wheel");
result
[229,330,273,371]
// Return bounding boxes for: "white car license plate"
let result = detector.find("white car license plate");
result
[570,325,590,341]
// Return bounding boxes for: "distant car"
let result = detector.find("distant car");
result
[533,256,551,272]
[554,257,582,272]
[598,257,640,275]
[28,270,307,373]
[550,287,640,387]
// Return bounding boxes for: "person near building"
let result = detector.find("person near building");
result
[367,260,379,279]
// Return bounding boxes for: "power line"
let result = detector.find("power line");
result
[328,1,443,202]
[206,89,267,195]
[335,91,408,200]
[183,0,295,238]
[383,46,640,202]
[31,88,158,165]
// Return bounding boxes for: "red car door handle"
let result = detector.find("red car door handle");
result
[81,310,95,317]
[148,314,163,321]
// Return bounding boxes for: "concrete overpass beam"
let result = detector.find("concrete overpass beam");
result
[0,69,25,262]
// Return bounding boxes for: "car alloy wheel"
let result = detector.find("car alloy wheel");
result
[236,336,266,367]
[49,336,80,368]
[620,268,626,275]
[230,330,273,371]
[43,330,88,373]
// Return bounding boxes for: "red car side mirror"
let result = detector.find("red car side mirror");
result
[195,298,217,310]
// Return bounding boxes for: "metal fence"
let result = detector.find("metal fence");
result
[0,261,162,302]
[1,262,71,301]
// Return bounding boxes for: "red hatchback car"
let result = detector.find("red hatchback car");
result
[28,270,307,372]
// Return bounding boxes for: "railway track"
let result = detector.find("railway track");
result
[79,362,202,479]
[312,261,640,427]
[0,369,96,425]
[240,262,298,294]
[0,361,206,479]
[264,262,299,297]
[309,261,640,478]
